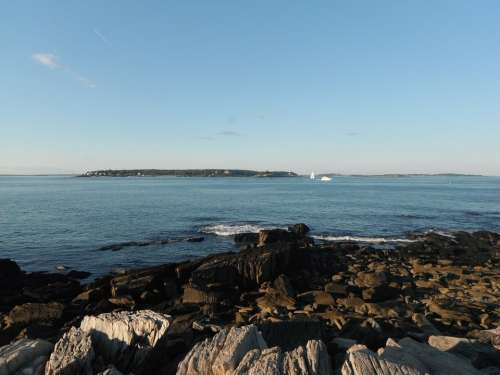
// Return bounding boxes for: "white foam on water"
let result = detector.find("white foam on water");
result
[201,223,283,236]
[422,229,456,238]
[311,235,418,244]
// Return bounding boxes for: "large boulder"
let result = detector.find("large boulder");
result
[45,327,94,375]
[176,323,332,375]
[341,337,483,375]
[190,244,297,290]
[288,223,311,237]
[80,310,171,374]
[258,229,295,247]
[4,302,64,328]
[0,338,53,375]
[0,259,23,292]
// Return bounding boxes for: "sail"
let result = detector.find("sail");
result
[310,171,315,179]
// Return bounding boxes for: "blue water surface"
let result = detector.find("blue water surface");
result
[1,175,499,276]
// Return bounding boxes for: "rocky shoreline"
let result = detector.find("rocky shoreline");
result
[1,224,499,374]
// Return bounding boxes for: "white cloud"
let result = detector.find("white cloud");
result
[94,28,111,46]
[32,53,60,69]
[31,52,96,88]
[218,130,242,137]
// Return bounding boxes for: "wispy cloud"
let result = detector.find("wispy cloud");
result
[93,28,111,46]
[346,131,359,136]
[218,130,242,137]
[32,53,60,69]
[32,52,96,88]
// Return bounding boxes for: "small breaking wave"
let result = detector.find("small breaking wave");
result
[420,229,456,238]
[311,235,417,244]
[201,223,284,236]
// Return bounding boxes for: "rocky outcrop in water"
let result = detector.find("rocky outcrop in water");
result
[0,224,499,374]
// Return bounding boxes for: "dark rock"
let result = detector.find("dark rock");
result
[186,237,204,243]
[324,282,347,297]
[288,223,310,237]
[297,291,335,307]
[257,319,323,351]
[273,274,295,298]
[0,259,23,292]
[355,271,387,288]
[4,302,64,328]
[362,286,400,302]
[234,232,259,244]
[258,229,294,246]
[66,270,91,279]
[190,244,297,289]
[73,287,107,304]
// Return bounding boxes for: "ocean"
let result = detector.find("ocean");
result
[1,175,499,277]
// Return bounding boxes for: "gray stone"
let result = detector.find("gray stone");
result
[45,327,94,375]
[0,338,53,375]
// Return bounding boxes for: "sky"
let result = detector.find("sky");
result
[1,1,500,175]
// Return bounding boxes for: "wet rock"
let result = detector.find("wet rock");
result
[234,233,259,244]
[0,338,53,375]
[258,229,295,246]
[45,327,94,375]
[288,223,311,237]
[4,302,64,328]
[79,310,171,374]
[66,270,91,280]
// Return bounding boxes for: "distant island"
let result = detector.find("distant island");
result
[79,169,298,178]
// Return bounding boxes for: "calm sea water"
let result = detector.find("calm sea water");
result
[1,176,499,276]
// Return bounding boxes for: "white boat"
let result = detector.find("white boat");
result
[320,176,332,181]
[310,171,315,180]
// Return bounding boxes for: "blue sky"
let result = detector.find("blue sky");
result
[1,1,499,175]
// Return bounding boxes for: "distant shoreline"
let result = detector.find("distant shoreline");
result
[0,172,494,177]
